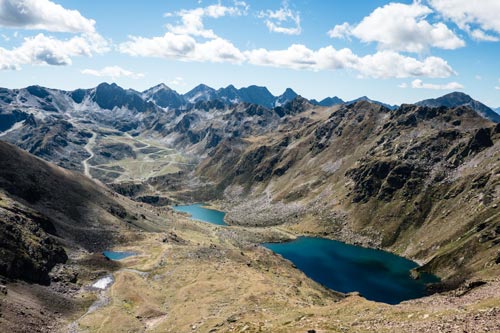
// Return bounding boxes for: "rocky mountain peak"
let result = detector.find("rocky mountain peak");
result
[417,91,500,123]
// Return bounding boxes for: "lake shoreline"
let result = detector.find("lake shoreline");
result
[172,202,439,304]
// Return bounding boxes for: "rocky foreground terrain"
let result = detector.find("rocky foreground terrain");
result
[0,83,499,332]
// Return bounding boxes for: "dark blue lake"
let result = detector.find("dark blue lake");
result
[172,203,227,226]
[264,237,438,304]
[172,204,437,304]
[103,251,136,260]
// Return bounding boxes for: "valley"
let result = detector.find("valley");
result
[0,82,499,332]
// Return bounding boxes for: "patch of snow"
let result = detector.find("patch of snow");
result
[92,276,113,290]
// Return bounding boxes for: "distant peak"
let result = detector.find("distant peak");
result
[193,83,214,90]
[441,91,472,100]
[282,87,297,95]
[444,91,469,97]
[245,85,270,91]
[143,83,172,94]
[154,83,170,90]
[96,82,120,89]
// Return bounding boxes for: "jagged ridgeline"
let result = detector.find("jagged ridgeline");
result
[0,83,499,285]
[0,83,499,277]
[0,82,499,332]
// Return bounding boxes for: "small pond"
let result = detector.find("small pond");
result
[102,251,136,260]
[172,203,227,226]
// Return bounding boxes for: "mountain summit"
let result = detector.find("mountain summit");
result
[275,88,298,107]
[416,92,500,123]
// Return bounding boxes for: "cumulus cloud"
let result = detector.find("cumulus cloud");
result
[328,2,465,53]
[165,1,248,38]
[246,46,454,78]
[0,0,108,70]
[81,66,144,79]
[400,79,464,90]
[258,1,301,35]
[121,2,249,65]
[119,1,456,79]
[120,33,245,64]
[429,0,500,41]
[0,33,108,70]
[356,51,455,78]
[328,22,351,39]
[121,34,455,78]
[0,0,96,33]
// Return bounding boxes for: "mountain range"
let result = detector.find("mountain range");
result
[1,82,499,127]
[144,83,296,109]
[1,81,499,332]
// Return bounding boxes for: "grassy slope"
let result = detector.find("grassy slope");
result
[73,217,500,333]
[0,140,168,251]
[0,138,498,332]
[196,102,500,283]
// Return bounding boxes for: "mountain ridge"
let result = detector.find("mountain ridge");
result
[416,92,500,123]
[2,82,499,122]
[1,82,500,332]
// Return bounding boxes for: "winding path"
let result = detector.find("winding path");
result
[82,131,97,178]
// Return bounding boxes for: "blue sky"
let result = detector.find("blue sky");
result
[0,0,499,108]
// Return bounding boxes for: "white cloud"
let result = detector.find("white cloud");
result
[328,22,351,39]
[0,0,95,33]
[120,2,249,64]
[329,2,465,53]
[469,29,499,42]
[429,0,500,41]
[354,51,455,78]
[246,46,455,78]
[119,2,456,79]
[120,33,455,78]
[81,66,144,79]
[0,0,109,70]
[120,33,245,64]
[0,33,108,70]
[121,2,249,65]
[258,1,301,35]
[165,2,248,39]
[407,79,463,90]
[495,86,500,90]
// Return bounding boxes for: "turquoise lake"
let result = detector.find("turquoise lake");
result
[172,203,227,225]
[172,204,437,304]
[103,251,136,260]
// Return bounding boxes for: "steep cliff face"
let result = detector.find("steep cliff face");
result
[197,102,500,282]
[0,195,67,284]
[0,141,168,284]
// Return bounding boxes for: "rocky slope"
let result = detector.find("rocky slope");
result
[0,87,499,331]
[0,140,174,332]
[1,83,499,282]
[0,84,497,183]
[0,140,167,282]
[197,101,500,284]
